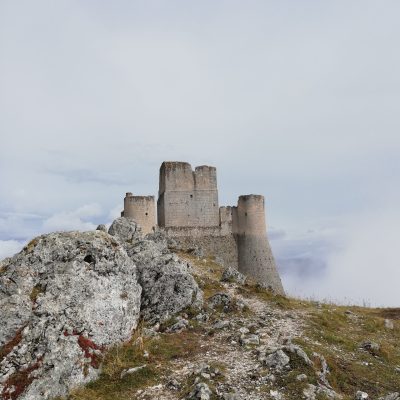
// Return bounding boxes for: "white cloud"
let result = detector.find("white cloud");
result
[0,240,25,260]
[319,206,400,307]
[108,204,123,220]
[276,199,400,307]
[72,204,102,219]
[0,213,41,241]
[42,203,102,232]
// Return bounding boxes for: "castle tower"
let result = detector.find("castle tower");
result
[123,193,156,234]
[157,161,219,227]
[234,195,284,294]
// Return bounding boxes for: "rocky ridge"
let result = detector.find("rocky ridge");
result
[0,219,201,400]
[0,218,399,400]
[108,218,202,323]
[70,251,400,400]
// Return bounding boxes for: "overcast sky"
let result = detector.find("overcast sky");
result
[1,1,400,306]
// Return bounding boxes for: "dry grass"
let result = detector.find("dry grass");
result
[30,284,45,303]
[297,304,400,397]
[55,250,400,399]
[25,238,39,253]
[236,283,297,310]
[65,320,209,400]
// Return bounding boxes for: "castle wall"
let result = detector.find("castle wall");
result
[219,206,234,235]
[234,195,284,294]
[163,226,239,268]
[158,162,219,228]
[124,193,156,234]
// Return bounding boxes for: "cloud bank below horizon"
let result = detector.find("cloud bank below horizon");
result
[1,200,399,308]
[276,200,400,307]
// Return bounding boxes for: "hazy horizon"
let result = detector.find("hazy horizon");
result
[1,0,400,307]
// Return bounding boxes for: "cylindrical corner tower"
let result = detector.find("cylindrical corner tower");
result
[235,195,284,294]
[124,193,156,234]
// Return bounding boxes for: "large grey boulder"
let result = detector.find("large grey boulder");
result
[378,394,399,400]
[220,267,246,285]
[0,231,141,400]
[304,384,341,400]
[108,216,143,243]
[108,218,203,322]
[264,350,290,370]
[187,382,212,400]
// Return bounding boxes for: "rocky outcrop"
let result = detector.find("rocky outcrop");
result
[108,218,203,323]
[0,231,142,400]
[220,267,247,285]
[379,394,399,400]
[108,217,142,244]
[0,217,203,399]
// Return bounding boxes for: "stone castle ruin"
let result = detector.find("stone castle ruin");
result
[122,161,284,294]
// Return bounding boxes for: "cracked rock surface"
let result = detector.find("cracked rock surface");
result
[0,218,203,400]
[108,218,203,323]
[0,230,142,400]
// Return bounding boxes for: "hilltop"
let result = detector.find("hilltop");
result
[1,218,398,400]
[65,253,400,400]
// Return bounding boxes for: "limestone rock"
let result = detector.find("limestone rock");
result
[385,319,394,330]
[120,365,146,378]
[239,334,260,346]
[0,231,142,400]
[222,393,241,400]
[296,373,308,381]
[187,382,212,400]
[220,267,246,285]
[188,246,204,258]
[264,350,290,370]
[304,384,341,400]
[207,292,233,311]
[96,224,107,232]
[108,217,143,243]
[378,394,399,400]
[167,379,181,391]
[270,390,283,399]
[166,317,189,333]
[360,341,380,354]
[109,218,203,323]
[356,391,369,400]
[312,352,331,388]
[318,386,341,399]
[212,320,231,330]
[283,344,313,366]
[303,385,317,400]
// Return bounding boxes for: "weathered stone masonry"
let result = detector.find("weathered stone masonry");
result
[158,162,219,228]
[122,193,156,234]
[122,161,284,294]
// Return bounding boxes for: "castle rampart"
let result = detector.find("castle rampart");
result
[122,161,284,294]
